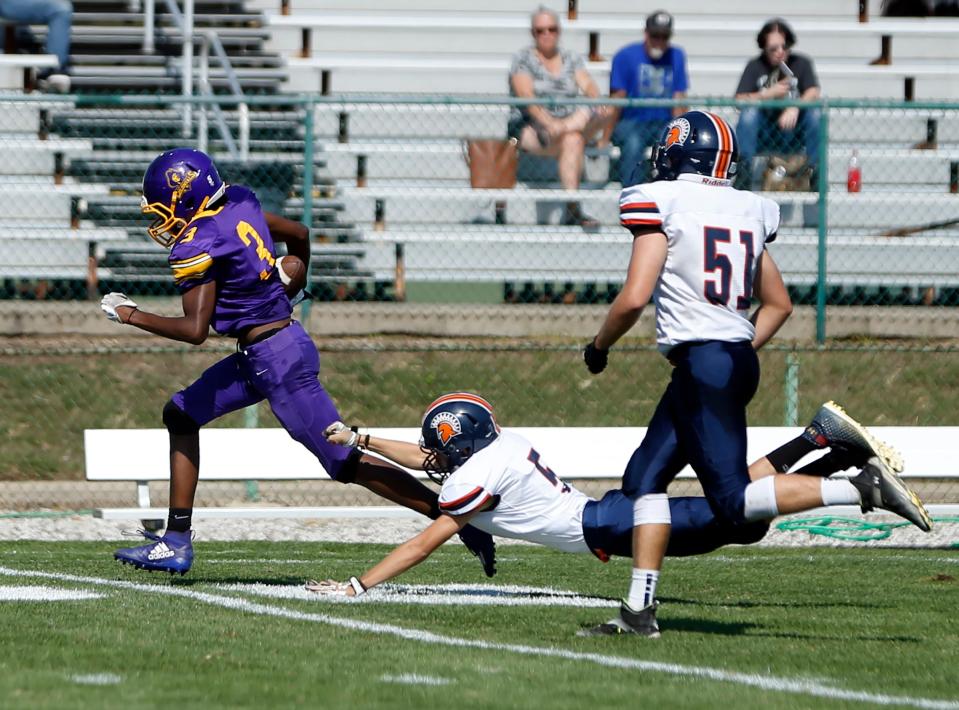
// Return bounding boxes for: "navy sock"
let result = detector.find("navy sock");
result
[765,436,819,473]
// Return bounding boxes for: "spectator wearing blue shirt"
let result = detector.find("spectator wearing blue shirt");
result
[603,11,688,186]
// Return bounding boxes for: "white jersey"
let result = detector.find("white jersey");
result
[619,173,780,353]
[438,430,591,554]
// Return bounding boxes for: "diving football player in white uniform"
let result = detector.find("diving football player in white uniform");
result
[306,392,912,600]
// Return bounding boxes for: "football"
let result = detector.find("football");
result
[277,255,307,297]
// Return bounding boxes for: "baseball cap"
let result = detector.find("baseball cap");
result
[645,10,673,37]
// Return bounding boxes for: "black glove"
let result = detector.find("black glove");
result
[583,340,609,374]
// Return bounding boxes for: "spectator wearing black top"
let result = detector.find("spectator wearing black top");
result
[734,19,821,189]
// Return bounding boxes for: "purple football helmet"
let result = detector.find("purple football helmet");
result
[140,148,225,247]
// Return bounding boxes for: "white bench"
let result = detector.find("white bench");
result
[0,53,58,91]
[335,184,959,230]
[348,228,959,290]
[314,139,958,187]
[269,13,959,67]
[283,54,959,99]
[86,427,425,526]
[308,104,959,146]
[0,227,127,294]
[86,425,958,525]
[262,0,860,19]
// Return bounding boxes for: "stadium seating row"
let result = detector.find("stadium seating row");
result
[3,0,959,302]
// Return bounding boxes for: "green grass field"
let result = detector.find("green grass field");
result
[1,542,957,709]
[3,337,959,479]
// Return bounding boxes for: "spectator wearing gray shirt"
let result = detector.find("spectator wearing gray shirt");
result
[508,6,611,228]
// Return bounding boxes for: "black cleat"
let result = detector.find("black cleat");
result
[850,456,932,532]
[805,401,903,472]
[457,524,496,578]
[578,601,660,638]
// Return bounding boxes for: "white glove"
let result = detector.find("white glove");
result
[305,579,350,595]
[100,292,138,323]
[323,421,359,448]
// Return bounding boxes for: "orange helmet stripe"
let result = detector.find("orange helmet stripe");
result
[718,119,733,177]
[425,392,495,414]
[706,112,733,178]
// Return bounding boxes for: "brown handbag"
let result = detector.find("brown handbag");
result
[762,154,813,192]
[463,138,519,189]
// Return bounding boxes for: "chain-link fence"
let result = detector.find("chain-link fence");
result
[1,94,958,513]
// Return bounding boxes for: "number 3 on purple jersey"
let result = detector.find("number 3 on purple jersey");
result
[236,220,276,280]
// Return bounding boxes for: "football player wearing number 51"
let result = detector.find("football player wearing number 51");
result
[100,148,496,577]
[581,111,931,637]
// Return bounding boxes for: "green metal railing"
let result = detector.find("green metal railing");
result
[1,93,958,508]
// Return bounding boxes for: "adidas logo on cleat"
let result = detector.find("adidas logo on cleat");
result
[147,542,176,561]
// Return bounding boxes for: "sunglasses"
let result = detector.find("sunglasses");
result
[533,26,559,35]
[766,43,787,52]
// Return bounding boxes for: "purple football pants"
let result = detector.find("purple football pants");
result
[171,321,353,479]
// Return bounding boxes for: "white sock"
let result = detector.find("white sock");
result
[627,568,659,610]
[744,476,779,521]
[633,493,671,525]
[821,478,861,506]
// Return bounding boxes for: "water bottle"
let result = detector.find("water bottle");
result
[847,150,861,193]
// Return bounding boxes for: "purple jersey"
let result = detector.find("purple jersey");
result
[167,185,292,337]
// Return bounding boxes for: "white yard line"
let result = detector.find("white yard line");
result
[380,673,452,686]
[0,584,105,601]
[206,559,317,564]
[69,673,122,685]
[1,566,956,710]
[220,581,618,607]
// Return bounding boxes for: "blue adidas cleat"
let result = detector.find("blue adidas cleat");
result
[457,524,496,578]
[114,530,194,575]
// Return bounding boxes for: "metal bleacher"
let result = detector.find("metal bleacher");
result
[248,0,959,305]
[5,0,959,304]
[1,0,372,301]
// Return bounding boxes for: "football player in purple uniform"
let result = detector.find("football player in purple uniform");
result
[100,148,495,576]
